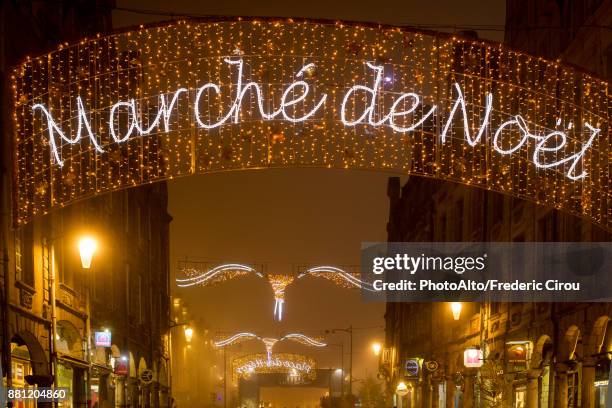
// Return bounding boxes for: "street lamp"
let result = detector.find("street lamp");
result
[451,302,462,320]
[396,381,409,408]
[326,327,354,396]
[396,381,408,394]
[78,235,97,408]
[371,342,382,357]
[78,236,97,269]
[184,326,194,343]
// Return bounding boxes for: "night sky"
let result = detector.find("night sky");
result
[112,0,506,383]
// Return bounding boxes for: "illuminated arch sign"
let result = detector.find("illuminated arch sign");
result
[11,19,610,228]
[232,353,316,380]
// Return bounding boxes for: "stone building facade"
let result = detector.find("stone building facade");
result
[1,2,173,407]
[383,177,611,408]
[383,2,611,407]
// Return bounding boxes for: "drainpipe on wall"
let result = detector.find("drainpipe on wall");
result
[50,244,59,403]
[2,245,11,408]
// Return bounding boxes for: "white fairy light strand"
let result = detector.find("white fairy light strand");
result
[31,59,599,181]
[214,332,259,348]
[215,332,327,360]
[300,266,377,292]
[175,263,261,287]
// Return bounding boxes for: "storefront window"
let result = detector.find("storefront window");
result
[594,359,609,408]
[57,363,74,408]
[539,365,551,408]
[595,380,608,408]
[438,382,446,408]
[10,344,36,408]
[567,370,580,408]
[513,385,526,408]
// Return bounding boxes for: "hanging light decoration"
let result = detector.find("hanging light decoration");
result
[177,261,373,320]
[11,18,609,230]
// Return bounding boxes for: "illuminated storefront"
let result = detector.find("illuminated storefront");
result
[10,343,36,408]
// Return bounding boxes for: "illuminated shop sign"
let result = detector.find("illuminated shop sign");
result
[94,331,112,347]
[463,348,483,368]
[506,342,530,363]
[404,359,420,378]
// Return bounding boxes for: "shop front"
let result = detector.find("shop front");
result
[594,358,609,408]
[10,343,37,408]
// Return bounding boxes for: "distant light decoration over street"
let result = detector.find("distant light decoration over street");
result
[232,353,316,380]
[175,263,261,287]
[298,266,376,292]
[13,18,609,229]
[177,261,371,320]
[214,332,326,360]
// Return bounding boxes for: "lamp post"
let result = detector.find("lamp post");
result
[396,381,409,408]
[327,326,353,396]
[78,236,97,408]
[184,327,194,343]
[167,320,192,407]
[328,343,345,398]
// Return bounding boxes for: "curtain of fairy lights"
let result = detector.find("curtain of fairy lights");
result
[12,19,610,228]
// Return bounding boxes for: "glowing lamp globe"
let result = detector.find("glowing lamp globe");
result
[372,342,382,356]
[184,327,194,343]
[396,381,409,396]
[451,302,462,320]
[78,237,97,269]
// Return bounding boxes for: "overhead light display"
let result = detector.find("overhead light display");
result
[10,19,609,230]
[232,353,316,380]
[177,261,372,320]
[214,332,326,360]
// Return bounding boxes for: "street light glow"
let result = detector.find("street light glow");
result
[451,302,462,320]
[78,236,97,269]
[372,342,382,356]
[184,326,194,343]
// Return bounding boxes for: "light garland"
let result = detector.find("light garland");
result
[232,353,316,380]
[29,57,600,181]
[175,263,261,287]
[178,261,371,320]
[268,274,294,321]
[214,332,326,360]
[298,266,376,292]
[12,19,610,229]
[213,332,259,347]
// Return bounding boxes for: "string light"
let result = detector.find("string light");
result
[214,332,327,360]
[15,19,608,228]
[232,353,316,380]
[299,266,376,291]
[213,332,259,347]
[178,261,372,320]
[175,263,261,287]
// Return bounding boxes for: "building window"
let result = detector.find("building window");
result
[438,382,446,407]
[454,199,464,241]
[513,385,526,408]
[537,213,555,241]
[539,365,551,408]
[439,214,447,241]
[490,302,501,315]
[567,370,580,408]
[15,224,34,287]
[128,265,143,324]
